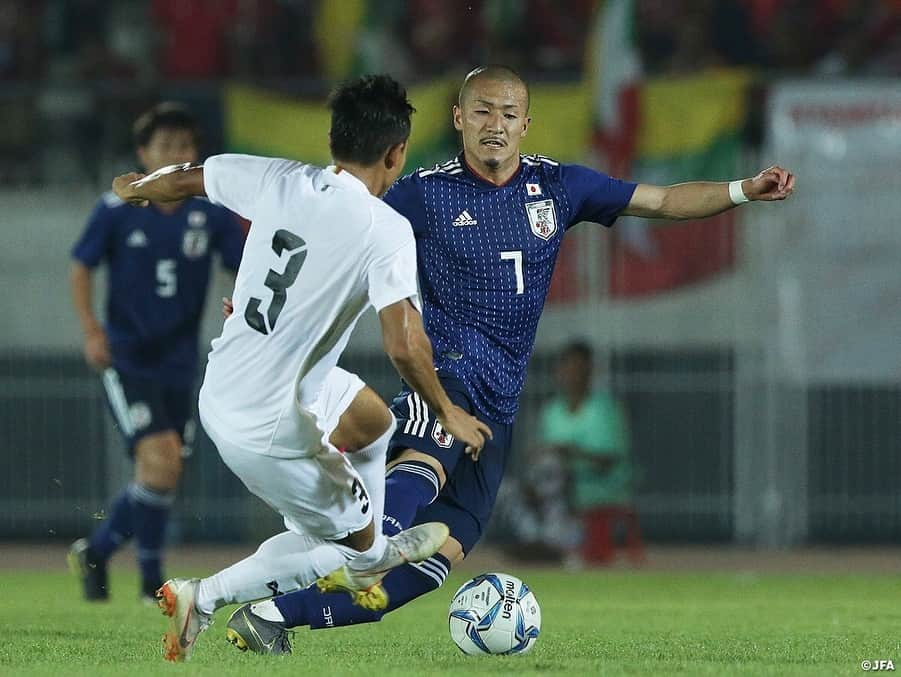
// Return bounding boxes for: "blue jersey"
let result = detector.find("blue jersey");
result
[72,192,245,386]
[384,154,636,423]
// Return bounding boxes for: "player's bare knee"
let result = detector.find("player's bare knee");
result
[331,386,394,452]
[387,449,447,489]
[338,519,375,552]
[135,432,183,490]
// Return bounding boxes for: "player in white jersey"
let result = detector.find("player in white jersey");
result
[111,75,491,661]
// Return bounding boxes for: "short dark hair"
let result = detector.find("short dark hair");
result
[458,65,530,111]
[560,339,593,363]
[328,74,415,165]
[132,102,200,148]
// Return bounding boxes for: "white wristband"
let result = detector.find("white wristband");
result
[729,180,749,205]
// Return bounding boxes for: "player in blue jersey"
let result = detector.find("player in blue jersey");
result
[224,65,795,651]
[68,103,246,602]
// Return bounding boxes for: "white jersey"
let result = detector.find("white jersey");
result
[198,154,419,457]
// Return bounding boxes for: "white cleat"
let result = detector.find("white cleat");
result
[316,521,449,610]
[156,578,211,662]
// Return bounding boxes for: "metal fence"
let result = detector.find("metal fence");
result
[4,345,898,545]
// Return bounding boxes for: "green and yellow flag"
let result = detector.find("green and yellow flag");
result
[591,0,753,297]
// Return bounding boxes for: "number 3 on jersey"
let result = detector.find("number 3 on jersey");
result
[245,229,307,335]
[500,250,524,294]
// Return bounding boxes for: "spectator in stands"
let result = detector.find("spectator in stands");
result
[0,0,42,183]
[249,0,320,79]
[404,0,482,75]
[0,0,42,80]
[152,0,238,79]
[537,340,641,566]
[636,0,759,75]
[746,0,846,72]
[521,0,596,73]
[815,0,901,75]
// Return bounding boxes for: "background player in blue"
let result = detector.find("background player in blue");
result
[227,65,795,650]
[68,103,246,602]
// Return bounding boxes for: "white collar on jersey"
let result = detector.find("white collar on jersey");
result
[325,165,369,194]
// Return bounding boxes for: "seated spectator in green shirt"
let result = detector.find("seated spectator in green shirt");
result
[540,341,632,510]
[539,340,641,565]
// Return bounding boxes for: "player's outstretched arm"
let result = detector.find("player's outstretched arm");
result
[112,163,206,206]
[378,299,493,459]
[622,165,795,220]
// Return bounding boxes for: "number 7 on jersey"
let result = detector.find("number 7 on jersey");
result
[500,250,524,295]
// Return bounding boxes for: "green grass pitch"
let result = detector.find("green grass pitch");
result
[1,567,898,676]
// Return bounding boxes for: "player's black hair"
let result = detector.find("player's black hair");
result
[560,339,593,363]
[458,65,530,111]
[328,74,415,165]
[132,102,201,148]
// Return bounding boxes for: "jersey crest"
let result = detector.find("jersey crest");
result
[525,199,557,240]
[182,229,210,258]
[431,420,454,448]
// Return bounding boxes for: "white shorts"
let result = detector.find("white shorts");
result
[202,366,369,540]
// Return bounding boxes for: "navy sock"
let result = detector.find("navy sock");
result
[275,553,451,629]
[129,483,174,592]
[88,485,135,562]
[381,461,440,535]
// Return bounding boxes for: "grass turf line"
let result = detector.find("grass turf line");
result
[1,568,898,676]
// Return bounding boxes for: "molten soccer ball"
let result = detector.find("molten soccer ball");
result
[448,572,541,655]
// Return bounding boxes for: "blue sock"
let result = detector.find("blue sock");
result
[273,461,445,628]
[275,553,451,629]
[88,485,135,562]
[129,483,174,592]
[381,461,441,535]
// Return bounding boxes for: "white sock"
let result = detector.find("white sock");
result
[346,532,389,572]
[345,420,393,540]
[343,421,394,573]
[195,530,355,615]
[250,600,285,622]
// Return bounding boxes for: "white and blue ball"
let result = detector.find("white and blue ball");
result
[448,572,541,655]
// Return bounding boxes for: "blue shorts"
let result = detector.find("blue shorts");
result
[388,372,514,555]
[101,367,195,454]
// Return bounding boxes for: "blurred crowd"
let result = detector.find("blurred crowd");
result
[0,0,590,84]
[1,0,900,185]
[637,0,901,77]
[4,0,900,85]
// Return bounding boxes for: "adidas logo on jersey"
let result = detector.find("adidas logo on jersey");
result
[126,229,148,247]
[452,210,477,226]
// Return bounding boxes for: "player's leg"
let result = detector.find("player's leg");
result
[248,534,464,634]
[132,430,183,598]
[246,417,512,641]
[367,377,478,537]
[183,375,382,622]
[70,370,180,601]
[257,382,479,629]
[131,383,197,597]
[196,372,447,611]
[315,369,395,548]
[159,439,369,661]
[181,372,424,609]
[181,433,446,658]
[216,379,472,649]
[311,370,453,597]
[247,493,489,636]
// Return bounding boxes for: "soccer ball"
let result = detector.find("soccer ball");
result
[448,572,541,655]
